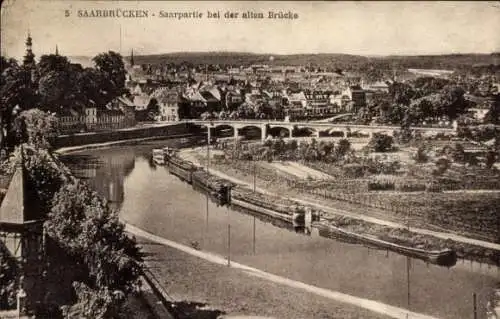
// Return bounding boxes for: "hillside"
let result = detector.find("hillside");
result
[130,52,500,70]
[68,52,500,71]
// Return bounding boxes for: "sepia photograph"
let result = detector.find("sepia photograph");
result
[0,1,499,318]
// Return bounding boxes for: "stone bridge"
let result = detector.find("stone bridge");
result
[188,120,455,141]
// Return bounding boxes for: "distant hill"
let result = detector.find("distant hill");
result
[129,52,500,70]
[68,52,500,71]
[131,52,370,67]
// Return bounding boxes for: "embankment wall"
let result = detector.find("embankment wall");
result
[53,123,200,148]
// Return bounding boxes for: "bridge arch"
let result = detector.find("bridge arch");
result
[212,124,236,138]
[238,125,264,140]
[268,126,292,138]
[298,127,320,137]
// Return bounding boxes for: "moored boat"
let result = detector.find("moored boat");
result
[314,221,457,267]
[152,149,165,165]
[167,156,196,183]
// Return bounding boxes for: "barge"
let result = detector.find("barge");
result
[314,221,457,267]
[167,156,197,183]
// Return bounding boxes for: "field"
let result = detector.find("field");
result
[210,155,500,245]
[201,156,500,265]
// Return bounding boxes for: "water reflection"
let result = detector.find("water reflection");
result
[61,148,135,212]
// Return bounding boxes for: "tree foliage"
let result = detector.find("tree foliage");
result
[1,51,127,150]
[46,180,142,295]
[368,133,394,152]
[0,244,19,309]
[93,51,126,97]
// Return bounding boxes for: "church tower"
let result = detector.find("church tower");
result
[23,32,35,67]
[130,49,135,67]
[55,45,59,56]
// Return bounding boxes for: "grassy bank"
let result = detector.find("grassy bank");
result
[137,237,392,319]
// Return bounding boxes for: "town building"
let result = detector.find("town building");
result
[151,87,180,121]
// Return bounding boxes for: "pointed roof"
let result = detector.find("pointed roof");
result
[23,31,35,66]
[0,148,42,223]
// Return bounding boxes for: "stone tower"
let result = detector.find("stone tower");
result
[23,32,35,67]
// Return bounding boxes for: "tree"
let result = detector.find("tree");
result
[146,98,159,120]
[46,179,141,317]
[0,61,39,148]
[440,85,468,120]
[74,68,113,108]
[412,76,450,98]
[389,82,415,106]
[451,143,465,163]
[368,133,394,152]
[38,54,70,77]
[92,51,126,96]
[434,157,450,175]
[485,150,497,169]
[319,140,334,159]
[38,70,71,111]
[336,139,351,158]
[413,146,429,163]
[484,95,500,125]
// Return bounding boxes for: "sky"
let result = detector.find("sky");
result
[1,0,500,61]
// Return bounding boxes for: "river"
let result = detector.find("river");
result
[60,139,499,319]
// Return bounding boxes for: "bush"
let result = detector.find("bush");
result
[433,157,450,175]
[16,109,59,150]
[342,164,366,178]
[368,179,395,191]
[413,146,429,163]
[395,180,427,192]
[368,133,394,152]
[0,245,19,310]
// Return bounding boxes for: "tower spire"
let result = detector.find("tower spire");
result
[55,45,59,56]
[23,31,35,67]
[130,49,134,66]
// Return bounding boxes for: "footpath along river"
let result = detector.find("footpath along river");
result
[60,139,499,319]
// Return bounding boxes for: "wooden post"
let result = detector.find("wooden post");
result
[207,126,211,174]
[227,207,231,267]
[253,216,256,254]
[473,292,477,319]
[253,161,256,192]
[206,194,209,228]
[407,256,411,312]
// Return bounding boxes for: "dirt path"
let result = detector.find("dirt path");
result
[265,161,333,180]
[179,149,500,252]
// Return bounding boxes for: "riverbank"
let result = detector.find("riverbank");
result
[54,122,197,149]
[56,133,197,155]
[179,147,500,266]
[128,223,412,319]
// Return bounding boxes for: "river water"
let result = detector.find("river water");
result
[61,139,499,319]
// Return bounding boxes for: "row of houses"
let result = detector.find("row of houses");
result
[57,98,137,134]
[128,77,386,118]
[57,74,391,134]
